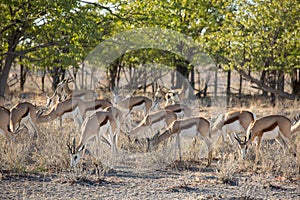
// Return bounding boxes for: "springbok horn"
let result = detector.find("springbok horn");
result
[72,137,76,153]
[234,135,242,145]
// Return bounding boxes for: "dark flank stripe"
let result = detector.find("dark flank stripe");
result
[151,115,165,124]
[65,107,75,113]
[262,122,278,133]
[130,99,145,109]
[100,116,109,126]
[95,104,103,110]
[179,121,197,130]
[173,108,183,113]
[224,116,239,125]
[21,107,30,119]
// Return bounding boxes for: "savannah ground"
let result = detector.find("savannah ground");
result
[1,94,300,199]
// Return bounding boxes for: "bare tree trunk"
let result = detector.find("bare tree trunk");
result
[41,69,46,93]
[50,66,65,91]
[260,70,267,96]
[239,74,242,101]
[0,53,15,97]
[81,62,85,89]
[20,60,28,91]
[171,70,175,88]
[277,69,284,92]
[214,66,218,100]
[0,30,22,97]
[226,70,231,106]
[270,70,277,106]
[190,65,195,90]
[175,57,189,89]
[235,66,296,100]
[291,69,300,96]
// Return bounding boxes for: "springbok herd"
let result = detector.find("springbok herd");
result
[0,77,299,171]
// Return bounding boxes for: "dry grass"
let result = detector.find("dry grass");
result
[0,96,300,199]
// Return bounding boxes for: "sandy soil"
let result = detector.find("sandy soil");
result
[1,161,299,200]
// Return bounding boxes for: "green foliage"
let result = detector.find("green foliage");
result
[201,0,300,72]
[1,0,299,93]
[0,0,115,74]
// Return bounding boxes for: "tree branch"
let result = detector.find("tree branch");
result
[79,0,124,20]
[6,42,55,56]
[234,66,296,100]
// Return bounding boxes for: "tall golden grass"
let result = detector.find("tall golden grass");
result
[0,97,299,181]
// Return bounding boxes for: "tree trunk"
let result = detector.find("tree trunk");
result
[175,57,189,89]
[81,62,84,89]
[277,69,284,92]
[214,66,218,100]
[50,66,65,91]
[269,70,277,106]
[291,69,300,96]
[239,74,242,101]
[190,65,195,90]
[235,66,296,100]
[20,61,28,91]
[0,54,15,97]
[226,70,231,105]
[41,69,46,92]
[260,70,267,96]
[0,30,22,97]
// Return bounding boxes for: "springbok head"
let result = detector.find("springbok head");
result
[67,137,84,168]
[234,134,248,159]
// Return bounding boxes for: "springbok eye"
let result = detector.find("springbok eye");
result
[74,155,78,160]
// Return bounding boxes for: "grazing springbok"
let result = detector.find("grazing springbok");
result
[148,117,219,166]
[154,84,189,106]
[10,102,38,136]
[37,98,83,128]
[154,85,169,105]
[0,106,14,141]
[128,110,177,137]
[112,92,153,129]
[67,110,118,167]
[211,110,256,143]
[46,77,97,108]
[79,99,113,120]
[164,103,192,119]
[234,115,298,164]
[112,93,153,117]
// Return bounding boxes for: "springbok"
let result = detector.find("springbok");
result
[128,110,177,137]
[80,99,112,120]
[112,93,153,117]
[154,85,169,104]
[37,98,83,128]
[211,110,256,143]
[148,117,219,166]
[0,106,14,141]
[67,110,118,167]
[154,84,189,106]
[234,115,298,164]
[112,92,153,128]
[10,102,38,136]
[164,103,192,119]
[46,77,97,108]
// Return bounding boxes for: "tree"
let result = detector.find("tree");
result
[201,0,300,99]
[0,0,116,96]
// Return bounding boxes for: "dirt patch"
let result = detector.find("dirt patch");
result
[1,161,299,200]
